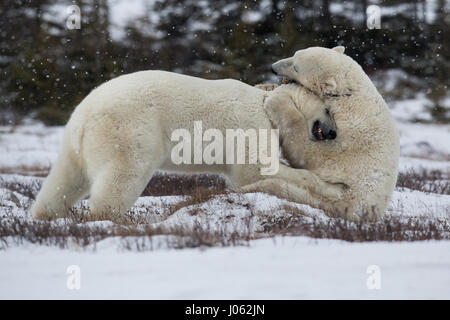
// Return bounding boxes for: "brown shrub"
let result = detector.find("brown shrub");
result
[397,169,449,195]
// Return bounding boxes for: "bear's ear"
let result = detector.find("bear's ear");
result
[332,46,345,54]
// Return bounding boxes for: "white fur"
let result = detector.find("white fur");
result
[31,71,345,222]
[270,46,400,220]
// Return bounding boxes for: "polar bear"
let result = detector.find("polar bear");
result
[267,46,400,220]
[31,70,345,222]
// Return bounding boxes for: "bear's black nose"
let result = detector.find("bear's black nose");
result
[312,121,337,141]
[271,66,277,75]
[328,130,337,140]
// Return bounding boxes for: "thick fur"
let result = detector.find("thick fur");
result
[270,46,400,220]
[31,71,345,222]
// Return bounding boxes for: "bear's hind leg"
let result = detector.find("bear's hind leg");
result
[87,161,157,223]
[31,147,89,220]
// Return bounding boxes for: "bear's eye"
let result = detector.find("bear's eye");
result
[325,108,330,115]
[293,65,299,73]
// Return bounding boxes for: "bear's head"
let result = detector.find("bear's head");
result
[272,46,360,98]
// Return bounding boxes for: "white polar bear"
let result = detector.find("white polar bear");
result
[270,46,400,220]
[31,70,345,222]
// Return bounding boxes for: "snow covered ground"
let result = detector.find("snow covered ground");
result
[1,237,449,299]
[0,91,449,299]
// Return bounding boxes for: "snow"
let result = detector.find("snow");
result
[1,237,449,299]
[330,0,441,24]
[399,156,449,173]
[0,73,449,299]
[0,121,63,172]
[391,95,434,122]
[389,188,449,217]
[241,11,264,24]
[397,121,450,164]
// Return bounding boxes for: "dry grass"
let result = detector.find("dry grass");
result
[0,165,50,177]
[0,169,449,251]
[260,210,450,242]
[396,168,449,195]
[0,177,41,200]
[0,208,251,251]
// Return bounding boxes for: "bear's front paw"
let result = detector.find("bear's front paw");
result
[311,182,345,200]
